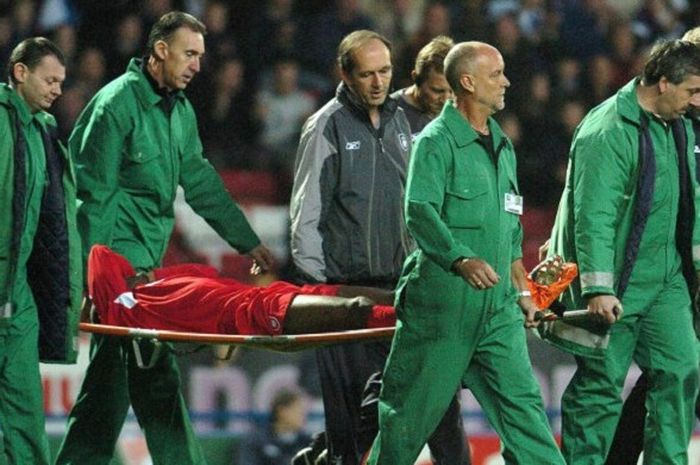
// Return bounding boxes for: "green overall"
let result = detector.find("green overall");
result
[549,79,700,465]
[367,103,564,465]
[0,84,82,464]
[55,59,260,465]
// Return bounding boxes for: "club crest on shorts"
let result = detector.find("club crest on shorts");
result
[398,133,409,151]
[269,316,281,333]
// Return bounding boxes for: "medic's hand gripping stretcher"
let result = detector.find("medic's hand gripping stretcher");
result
[526,255,622,322]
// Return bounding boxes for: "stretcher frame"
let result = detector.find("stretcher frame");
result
[79,310,598,368]
[79,323,395,368]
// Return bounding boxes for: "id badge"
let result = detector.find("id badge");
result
[504,192,523,215]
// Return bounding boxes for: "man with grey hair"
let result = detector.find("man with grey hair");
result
[365,41,564,465]
[546,38,700,465]
[55,11,274,465]
[604,28,700,465]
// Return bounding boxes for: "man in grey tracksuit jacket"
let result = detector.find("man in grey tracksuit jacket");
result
[290,82,411,286]
[290,74,411,463]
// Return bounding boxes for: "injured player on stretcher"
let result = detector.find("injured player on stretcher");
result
[85,245,396,335]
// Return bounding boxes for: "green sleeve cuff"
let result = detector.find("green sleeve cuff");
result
[436,245,477,273]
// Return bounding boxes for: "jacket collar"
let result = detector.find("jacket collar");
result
[127,58,185,110]
[336,81,398,127]
[615,77,657,127]
[0,83,37,126]
[441,100,506,148]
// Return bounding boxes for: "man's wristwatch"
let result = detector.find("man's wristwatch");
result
[452,256,472,268]
[518,290,532,298]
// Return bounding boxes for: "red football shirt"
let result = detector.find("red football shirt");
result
[87,245,339,335]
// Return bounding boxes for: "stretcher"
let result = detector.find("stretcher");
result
[78,322,395,368]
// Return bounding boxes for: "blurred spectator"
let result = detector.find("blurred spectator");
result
[194,56,259,169]
[518,71,562,206]
[519,98,585,207]
[246,0,300,78]
[255,56,316,175]
[552,98,586,184]
[50,23,77,66]
[530,4,564,65]
[583,53,616,107]
[37,0,76,33]
[183,0,207,18]
[632,0,688,44]
[0,16,13,66]
[520,71,552,124]
[452,0,491,42]
[397,1,452,88]
[486,0,520,21]
[0,0,687,212]
[235,390,311,465]
[201,0,236,63]
[492,13,541,112]
[553,56,583,100]
[13,0,36,41]
[518,0,546,43]
[141,0,173,33]
[559,0,610,62]
[106,13,144,79]
[51,45,107,140]
[68,0,132,47]
[361,0,425,54]
[296,0,374,78]
[608,20,639,89]
[72,46,107,98]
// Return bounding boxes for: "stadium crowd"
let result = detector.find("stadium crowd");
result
[2,0,699,206]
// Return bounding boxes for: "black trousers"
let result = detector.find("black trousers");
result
[317,340,470,465]
[606,372,700,465]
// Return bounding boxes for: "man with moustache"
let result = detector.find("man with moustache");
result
[545,39,700,465]
[55,11,274,465]
[290,30,412,465]
[603,29,700,465]
[0,37,81,465]
[366,41,565,465]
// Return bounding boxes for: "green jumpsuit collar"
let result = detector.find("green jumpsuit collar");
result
[125,58,185,110]
[0,83,35,126]
[440,100,507,149]
[615,77,652,127]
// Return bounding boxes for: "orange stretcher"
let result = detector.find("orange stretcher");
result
[78,322,395,368]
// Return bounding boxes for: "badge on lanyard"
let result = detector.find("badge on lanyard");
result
[504,192,523,215]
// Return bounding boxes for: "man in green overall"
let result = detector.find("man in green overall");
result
[0,37,81,464]
[366,41,565,465]
[55,12,274,465]
[547,40,700,464]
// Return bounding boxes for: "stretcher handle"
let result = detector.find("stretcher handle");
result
[534,306,622,322]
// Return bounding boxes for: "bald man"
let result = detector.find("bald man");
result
[365,41,564,465]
